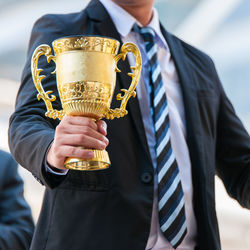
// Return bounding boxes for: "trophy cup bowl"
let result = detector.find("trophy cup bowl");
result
[31,36,141,171]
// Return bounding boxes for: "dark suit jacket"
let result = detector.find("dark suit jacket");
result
[0,150,34,249]
[8,0,250,249]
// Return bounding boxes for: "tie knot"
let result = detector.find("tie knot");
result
[133,24,155,44]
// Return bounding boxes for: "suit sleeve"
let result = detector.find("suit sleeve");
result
[0,152,34,250]
[214,64,250,209]
[8,14,67,188]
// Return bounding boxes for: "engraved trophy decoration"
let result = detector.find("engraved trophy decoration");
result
[31,36,142,171]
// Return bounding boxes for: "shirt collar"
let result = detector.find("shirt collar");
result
[99,0,137,37]
[146,8,167,47]
[99,0,167,48]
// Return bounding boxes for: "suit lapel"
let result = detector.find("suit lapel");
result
[161,28,216,245]
[160,26,206,187]
[86,0,153,164]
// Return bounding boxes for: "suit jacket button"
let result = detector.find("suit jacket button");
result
[141,172,153,184]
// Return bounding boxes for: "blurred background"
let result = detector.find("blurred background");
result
[0,0,249,249]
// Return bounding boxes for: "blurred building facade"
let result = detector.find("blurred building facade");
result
[0,0,249,249]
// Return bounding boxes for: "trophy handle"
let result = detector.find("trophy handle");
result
[31,44,65,120]
[105,42,142,120]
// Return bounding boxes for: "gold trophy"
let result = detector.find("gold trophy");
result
[31,36,141,171]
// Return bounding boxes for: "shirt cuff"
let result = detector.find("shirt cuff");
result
[45,163,68,175]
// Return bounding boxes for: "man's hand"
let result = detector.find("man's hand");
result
[46,116,109,170]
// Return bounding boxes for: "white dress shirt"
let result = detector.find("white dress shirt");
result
[99,0,198,249]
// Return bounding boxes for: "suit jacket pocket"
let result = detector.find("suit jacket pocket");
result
[196,90,219,139]
[59,168,110,191]
[196,88,218,98]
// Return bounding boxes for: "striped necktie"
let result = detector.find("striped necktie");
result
[135,25,187,249]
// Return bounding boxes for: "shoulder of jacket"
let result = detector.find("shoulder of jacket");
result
[34,9,88,28]
[0,150,17,174]
[0,150,13,162]
[173,35,215,68]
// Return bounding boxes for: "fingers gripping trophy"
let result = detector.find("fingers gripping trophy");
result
[31,36,142,171]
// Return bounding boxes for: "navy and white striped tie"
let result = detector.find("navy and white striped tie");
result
[135,25,187,249]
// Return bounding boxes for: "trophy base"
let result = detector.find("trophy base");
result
[64,149,110,171]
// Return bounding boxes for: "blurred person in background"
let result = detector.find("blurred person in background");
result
[8,0,250,250]
[0,150,34,249]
